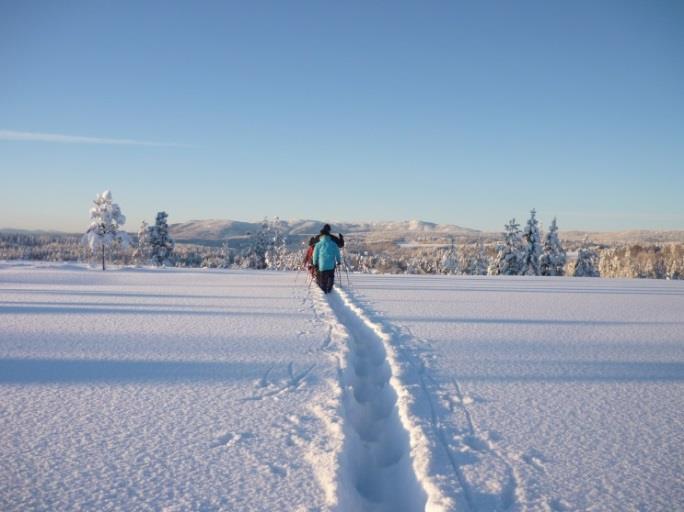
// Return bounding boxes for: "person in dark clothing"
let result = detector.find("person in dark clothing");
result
[313,225,342,293]
[313,224,344,248]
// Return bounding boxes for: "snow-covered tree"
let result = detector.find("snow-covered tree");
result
[665,244,684,280]
[149,211,175,266]
[275,232,289,270]
[573,238,600,277]
[440,238,459,274]
[265,217,288,270]
[489,218,525,275]
[82,190,130,270]
[466,240,489,275]
[242,218,268,269]
[540,217,566,276]
[221,240,233,268]
[133,220,150,265]
[521,208,542,276]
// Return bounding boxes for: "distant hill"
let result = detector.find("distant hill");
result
[168,218,684,246]
[168,219,258,241]
[168,219,481,246]
[0,228,70,236]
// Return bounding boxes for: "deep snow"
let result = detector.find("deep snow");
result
[1,263,682,511]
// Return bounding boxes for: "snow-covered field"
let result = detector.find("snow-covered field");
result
[1,263,682,511]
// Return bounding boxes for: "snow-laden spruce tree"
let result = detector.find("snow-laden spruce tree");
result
[521,208,542,275]
[149,212,175,266]
[573,238,600,277]
[82,190,130,270]
[440,238,459,274]
[133,220,150,265]
[540,217,566,276]
[489,218,525,275]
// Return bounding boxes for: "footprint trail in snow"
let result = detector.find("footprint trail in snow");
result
[311,287,450,512]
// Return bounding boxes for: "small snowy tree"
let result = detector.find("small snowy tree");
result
[275,230,289,270]
[221,240,233,268]
[521,208,542,276]
[265,217,288,270]
[440,238,459,275]
[540,217,567,276]
[573,238,600,277]
[242,218,269,269]
[133,220,151,265]
[149,212,175,266]
[82,190,130,270]
[467,240,489,275]
[490,218,525,276]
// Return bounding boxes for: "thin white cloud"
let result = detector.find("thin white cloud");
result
[0,130,187,147]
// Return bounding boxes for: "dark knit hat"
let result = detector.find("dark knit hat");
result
[320,224,331,235]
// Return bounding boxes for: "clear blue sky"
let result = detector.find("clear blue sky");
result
[1,0,682,232]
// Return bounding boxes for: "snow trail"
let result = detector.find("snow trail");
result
[309,285,454,512]
[321,286,530,512]
[332,292,424,510]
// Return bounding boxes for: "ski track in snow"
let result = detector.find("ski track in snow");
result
[324,289,556,512]
[383,318,564,512]
[311,283,551,512]
[311,285,457,512]
[330,289,426,511]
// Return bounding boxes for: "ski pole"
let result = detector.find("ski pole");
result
[340,251,352,288]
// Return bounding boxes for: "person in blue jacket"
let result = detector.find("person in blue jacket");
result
[312,224,342,293]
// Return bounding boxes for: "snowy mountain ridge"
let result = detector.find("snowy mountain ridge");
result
[167,219,684,244]
[168,218,480,242]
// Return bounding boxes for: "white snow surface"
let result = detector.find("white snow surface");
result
[0,264,340,512]
[1,263,683,511]
[347,274,684,512]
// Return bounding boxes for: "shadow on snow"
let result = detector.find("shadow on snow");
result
[0,357,279,384]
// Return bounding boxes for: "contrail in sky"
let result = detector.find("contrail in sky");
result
[0,130,187,147]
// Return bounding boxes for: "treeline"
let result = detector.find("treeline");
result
[3,194,683,280]
[2,231,683,280]
[598,244,684,279]
[0,233,86,261]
